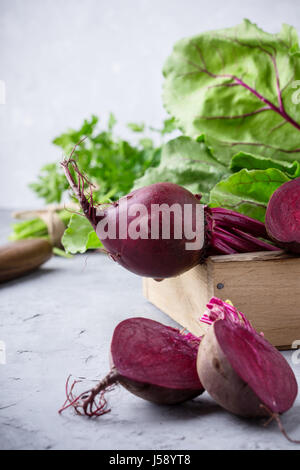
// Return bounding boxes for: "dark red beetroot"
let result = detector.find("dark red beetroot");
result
[61,157,278,279]
[198,298,299,442]
[62,156,205,278]
[97,183,204,278]
[59,317,204,417]
[265,178,300,254]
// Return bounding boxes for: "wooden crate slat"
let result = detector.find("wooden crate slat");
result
[143,251,300,349]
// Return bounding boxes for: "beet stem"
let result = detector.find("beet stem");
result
[210,207,270,239]
[209,236,238,255]
[206,206,280,254]
[229,227,278,251]
[215,226,277,252]
[60,157,98,228]
[214,227,260,253]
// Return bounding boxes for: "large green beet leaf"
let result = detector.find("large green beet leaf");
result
[163,20,300,160]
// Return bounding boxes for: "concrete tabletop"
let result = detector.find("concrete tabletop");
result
[1,209,300,450]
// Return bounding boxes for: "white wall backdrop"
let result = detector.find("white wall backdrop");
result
[1,0,300,208]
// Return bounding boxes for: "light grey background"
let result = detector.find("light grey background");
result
[1,0,300,209]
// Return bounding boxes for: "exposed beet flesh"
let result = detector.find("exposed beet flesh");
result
[198,298,298,435]
[59,317,203,417]
[214,320,297,415]
[61,157,278,279]
[111,317,202,391]
[265,178,300,254]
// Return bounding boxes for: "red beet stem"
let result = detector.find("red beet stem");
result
[229,227,278,251]
[210,207,270,239]
[213,226,268,253]
[200,297,254,331]
[209,236,238,255]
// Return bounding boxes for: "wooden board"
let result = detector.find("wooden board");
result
[143,250,300,349]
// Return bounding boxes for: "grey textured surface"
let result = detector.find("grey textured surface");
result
[1,0,300,209]
[0,209,300,450]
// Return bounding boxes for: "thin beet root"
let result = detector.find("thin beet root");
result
[58,372,117,417]
[260,404,300,444]
[59,318,204,417]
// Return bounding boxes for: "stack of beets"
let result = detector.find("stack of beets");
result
[60,158,299,442]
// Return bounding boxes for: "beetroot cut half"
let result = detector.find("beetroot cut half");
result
[59,317,204,417]
[265,178,300,254]
[198,298,299,443]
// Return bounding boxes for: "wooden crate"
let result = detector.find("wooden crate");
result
[143,251,300,349]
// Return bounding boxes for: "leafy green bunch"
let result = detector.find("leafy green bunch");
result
[30,114,176,204]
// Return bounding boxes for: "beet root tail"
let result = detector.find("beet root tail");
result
[260,404,300,445]
[58,368,119,418]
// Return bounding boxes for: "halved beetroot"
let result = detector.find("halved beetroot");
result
[60,317,204,417]
[265,178,300,254]
[197,298,298,418]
